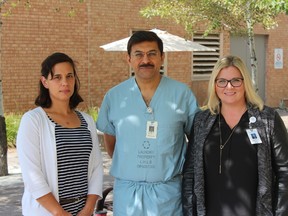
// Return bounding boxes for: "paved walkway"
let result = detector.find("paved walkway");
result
[0,149,113,216]
[1,108,288,216]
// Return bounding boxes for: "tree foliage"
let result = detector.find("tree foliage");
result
[141,0,288,90]
[141,0,288,35]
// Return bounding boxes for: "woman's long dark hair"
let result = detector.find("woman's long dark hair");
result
[35,52,83,109]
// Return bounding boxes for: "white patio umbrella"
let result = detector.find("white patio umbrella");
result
[100,28,214,52]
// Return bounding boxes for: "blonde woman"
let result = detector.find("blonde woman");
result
[182,55,288,216]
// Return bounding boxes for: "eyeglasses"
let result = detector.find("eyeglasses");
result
[131,51,158,60]
[215,78,244,88]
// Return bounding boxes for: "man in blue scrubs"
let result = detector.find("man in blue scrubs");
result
[97,30,198,216]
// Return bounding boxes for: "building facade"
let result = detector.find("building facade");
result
[1,0,288,113]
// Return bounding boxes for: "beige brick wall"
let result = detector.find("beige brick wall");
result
[1,0,288,112]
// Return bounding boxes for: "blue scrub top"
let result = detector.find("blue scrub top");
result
[97,76,198,182]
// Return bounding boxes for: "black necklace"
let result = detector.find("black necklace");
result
[218,114,239,174]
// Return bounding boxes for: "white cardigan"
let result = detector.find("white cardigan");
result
[17,107,103,216]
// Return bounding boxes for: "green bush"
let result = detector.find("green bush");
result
[86,106,98,121]
[5,113,22,148]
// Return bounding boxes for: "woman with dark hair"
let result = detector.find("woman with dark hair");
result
[17,52,103,216]
[35,52,83,109]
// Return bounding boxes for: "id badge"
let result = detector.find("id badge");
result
[246,128,262,144]
[146,121,158,139]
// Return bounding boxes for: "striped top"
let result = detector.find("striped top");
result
[49,111,93,215]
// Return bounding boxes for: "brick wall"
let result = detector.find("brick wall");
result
[1,0,194,112]
[1,0,288,112]
[88,0,194,108]
[262,14,288,107]
[1,0,89,112]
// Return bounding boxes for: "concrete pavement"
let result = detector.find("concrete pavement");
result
[0,149,113,216]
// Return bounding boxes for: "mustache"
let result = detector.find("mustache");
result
[139,64,154,67]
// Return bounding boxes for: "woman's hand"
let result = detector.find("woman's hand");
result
[52,210,73,216]
[76,207,94,216]
[76,194,99,216]
[36,192,73,216]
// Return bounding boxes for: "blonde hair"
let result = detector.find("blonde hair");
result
[206,55,264,114]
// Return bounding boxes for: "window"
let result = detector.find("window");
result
[192,33,220,80]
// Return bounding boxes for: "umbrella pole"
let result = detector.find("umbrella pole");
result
[163,53,168,76]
